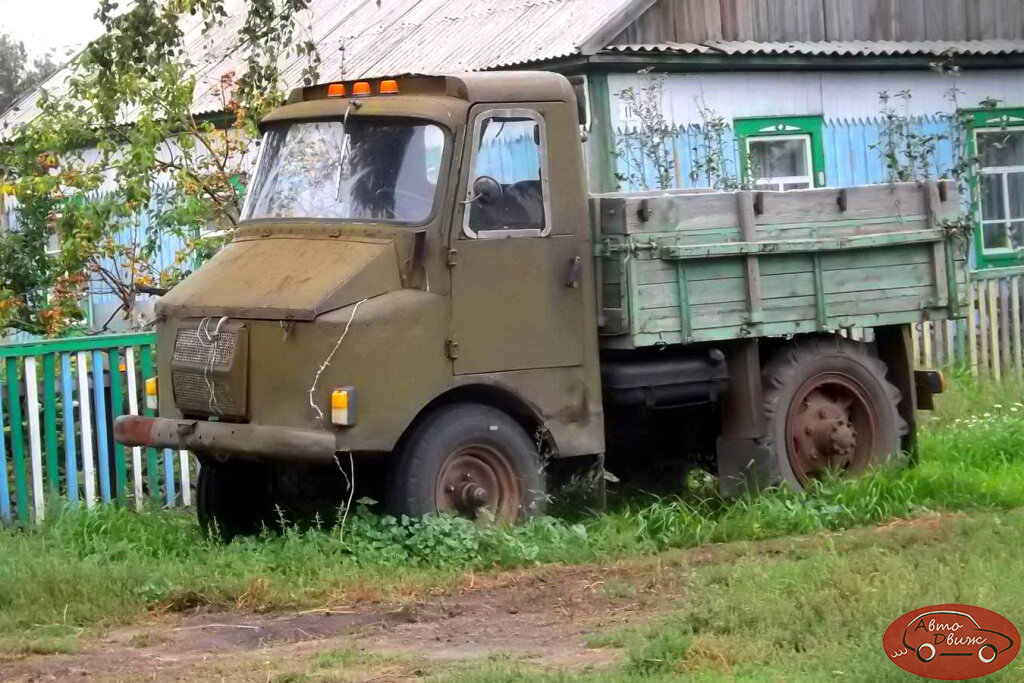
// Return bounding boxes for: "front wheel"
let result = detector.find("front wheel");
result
[762,336,907,490]
[386,404,546,523]
[197,458,273,540]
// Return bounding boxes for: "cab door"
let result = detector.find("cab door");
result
[449,102,586,375]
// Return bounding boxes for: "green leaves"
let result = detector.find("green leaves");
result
[1,1,317,335]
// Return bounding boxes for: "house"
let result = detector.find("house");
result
[3,0,1024,334]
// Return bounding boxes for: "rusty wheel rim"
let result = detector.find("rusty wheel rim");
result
[435,445,520,522]
[784,372,879,486]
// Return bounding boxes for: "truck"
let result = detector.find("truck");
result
[113,71,964,535]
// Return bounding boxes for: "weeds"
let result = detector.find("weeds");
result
[0,379,1023,651]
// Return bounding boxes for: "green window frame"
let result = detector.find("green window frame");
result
[734,116,826,189]
[966,107,1024,270]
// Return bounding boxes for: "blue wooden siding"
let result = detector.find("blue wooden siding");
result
[613,116,958,191]
[823,116,956,187]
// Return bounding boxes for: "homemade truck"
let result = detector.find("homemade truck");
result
[113,72,964,534]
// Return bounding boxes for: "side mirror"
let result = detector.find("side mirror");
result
[472,176,502,205]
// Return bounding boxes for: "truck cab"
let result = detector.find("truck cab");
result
[114,72,955,535]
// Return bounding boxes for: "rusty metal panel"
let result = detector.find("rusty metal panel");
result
[157,235,400,321]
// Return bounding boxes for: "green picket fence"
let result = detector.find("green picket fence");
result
[0,332,194,525]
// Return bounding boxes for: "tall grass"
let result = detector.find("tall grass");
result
[0,376,1022,650]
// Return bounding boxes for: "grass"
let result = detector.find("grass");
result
[1,373,1023,660]
[413,511,1024,682]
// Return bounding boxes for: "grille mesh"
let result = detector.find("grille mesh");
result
[172,372,235,413]
[173,328,237,366]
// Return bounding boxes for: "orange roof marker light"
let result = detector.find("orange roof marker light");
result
[327,83,346,97]
[352,81,372,97]
[379,79,399,95]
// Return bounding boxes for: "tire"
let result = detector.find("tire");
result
[386,404,546,522]
[197,458,274,540]
[979,643,998,663]
[762,335,907,490]
[917,643,937,663]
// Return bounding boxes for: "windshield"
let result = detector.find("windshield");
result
[242,119,446,223]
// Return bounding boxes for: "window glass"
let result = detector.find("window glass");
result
[978,130,1024,168]
[983,222,1010,251]
[747,135,813,191]
[243,119,445,223]
[981,174,1006,221]
[977,130,1024,252]
[467,115,546,233]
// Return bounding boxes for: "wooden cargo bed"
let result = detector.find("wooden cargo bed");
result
[592,181,967,349]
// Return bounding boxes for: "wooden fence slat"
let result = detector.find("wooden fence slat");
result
[5,357,28,523]
[77,351,96,508]
[1013,275,1022,380]
[979,281,990,376]
[989,280,1001,381]
[179,451,191,507]
[91,350,112,504]
[1001,278,1012,375]
[109,348,127,505]
[968,281,978,375]
[922,321,933,367]
[140,345,159,505]
[124,347,144,510]
[42,353,58,495]
[164,449,175,507]
[24,357,45,522]
[0,384,11,524]
[60,353,78,502]
[944,320,954,366]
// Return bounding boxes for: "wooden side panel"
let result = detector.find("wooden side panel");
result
[595,182,967,347]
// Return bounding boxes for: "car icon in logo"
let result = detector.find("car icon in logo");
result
[903,610,1016,664]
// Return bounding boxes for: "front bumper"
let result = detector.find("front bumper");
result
[113,415,337,463]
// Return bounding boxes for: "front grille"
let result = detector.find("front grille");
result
[172,372,235,414]
[170,321,247,418]
[173,328,237,366]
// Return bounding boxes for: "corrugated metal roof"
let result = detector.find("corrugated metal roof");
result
[604,39,1024,57]
[0,0,641,132]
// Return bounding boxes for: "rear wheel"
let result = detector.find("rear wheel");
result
[762,336,906,490]
[386,404,546,523]
[197,458,274,540]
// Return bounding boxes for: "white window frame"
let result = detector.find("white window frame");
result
[746,133,814,191]
[975,126,1024,255]
[463,108,552,239]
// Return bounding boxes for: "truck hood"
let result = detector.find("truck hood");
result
[157,234,402,321]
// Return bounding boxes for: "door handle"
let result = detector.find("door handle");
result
[566,256,582,289]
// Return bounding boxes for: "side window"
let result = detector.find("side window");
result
[746,135,814,190]
[465,110,549,236]
[735,116,826,190]
[977,128,1024,254]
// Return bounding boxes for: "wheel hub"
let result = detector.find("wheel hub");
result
[786,373,878,485]
[435,446,520,521]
